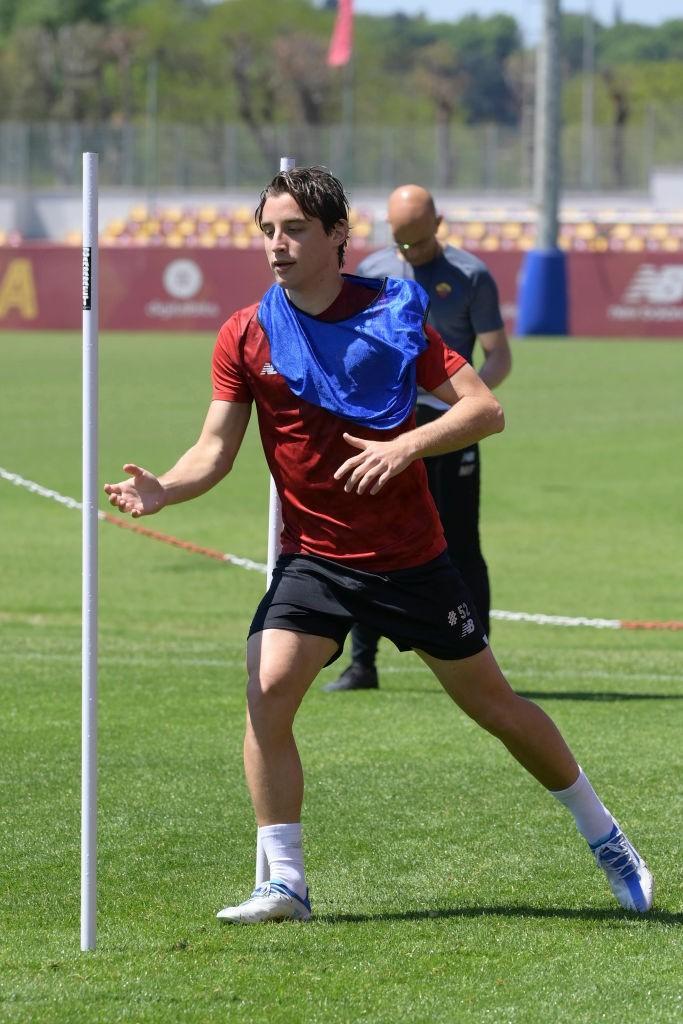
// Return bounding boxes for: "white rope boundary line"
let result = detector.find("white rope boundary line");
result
[2,467,675,632]
[489,609,619,629]
[0,467,267,574]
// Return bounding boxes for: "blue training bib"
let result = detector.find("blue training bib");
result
[257,275,430,430]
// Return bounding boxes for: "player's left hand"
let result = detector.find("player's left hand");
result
[334,433,414,495]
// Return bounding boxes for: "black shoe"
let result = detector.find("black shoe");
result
[322,663,379,692]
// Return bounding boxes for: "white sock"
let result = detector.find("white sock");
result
[550,767,615,845]
[257,823,307,899]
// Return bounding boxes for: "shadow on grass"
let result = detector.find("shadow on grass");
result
[379,688,683,701]
[317,905,683,926]
[518,690,683,702]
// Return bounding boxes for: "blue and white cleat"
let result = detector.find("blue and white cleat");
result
[216,880,312,924]
[590,823,654,912]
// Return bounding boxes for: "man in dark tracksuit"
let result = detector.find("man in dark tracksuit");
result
[325,184,512,691]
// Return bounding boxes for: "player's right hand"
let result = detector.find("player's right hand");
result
[103,463,167,518]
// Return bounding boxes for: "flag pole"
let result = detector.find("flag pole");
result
[255,155,296,888]
[81,152,99,950]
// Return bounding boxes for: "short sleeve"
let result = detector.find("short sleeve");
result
[470,270,504,335]
[212,314,253,403]
[416,324,466,392]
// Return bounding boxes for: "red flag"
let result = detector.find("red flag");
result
[327,0,353,67]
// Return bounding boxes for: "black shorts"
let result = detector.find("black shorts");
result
[249,552,489,665]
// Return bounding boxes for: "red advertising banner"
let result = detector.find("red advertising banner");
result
[0,245,274,332]
[1,245,682,337]
[566,253,683,336]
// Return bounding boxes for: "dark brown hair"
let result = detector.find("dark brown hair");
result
[254,166,350,267]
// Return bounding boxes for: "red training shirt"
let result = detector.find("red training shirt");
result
[212,279,466,571]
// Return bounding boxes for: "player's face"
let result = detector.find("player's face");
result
[392,211,441,266]
[261,192,347,292]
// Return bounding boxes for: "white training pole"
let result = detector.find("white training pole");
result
[265,478,283,587]
[255,155,296,888]
[81,152,99,951]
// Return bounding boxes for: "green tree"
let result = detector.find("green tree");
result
[598,21,666,63]
[452,15,521,125]
[0,0,137,33]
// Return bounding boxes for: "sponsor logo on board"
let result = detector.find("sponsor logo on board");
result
[145,258,219,320]
[609,264,683,322]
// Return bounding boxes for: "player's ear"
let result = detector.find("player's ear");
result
[332,219,349,245]
[435,214,443,232]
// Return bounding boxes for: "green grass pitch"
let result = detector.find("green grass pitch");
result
[1,332,681,1023]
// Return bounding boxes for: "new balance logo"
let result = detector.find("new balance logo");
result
[449,604,472,628]
[609,263,683,323]
[623,265,683,305]
[461,618,476,637]
[260,362,278,375]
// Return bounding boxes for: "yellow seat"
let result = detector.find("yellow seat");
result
[611,223,632,241]
[179,218,196,237]
[575,222,597,240]
[501,222,522,240]
[465,222,486,240]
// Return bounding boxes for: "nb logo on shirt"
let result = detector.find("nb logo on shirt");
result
[260,362,278,376]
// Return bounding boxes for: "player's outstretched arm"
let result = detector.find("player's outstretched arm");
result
[104,400,251,518]
[104,464,166,518]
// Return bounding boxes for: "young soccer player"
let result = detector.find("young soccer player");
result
[104,166,653,923]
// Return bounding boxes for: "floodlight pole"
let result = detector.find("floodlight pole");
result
[81,152,99,951]
[534,0,562,250]
[255,155,296,888]
[581,1,596,190]
[515,0,568,335]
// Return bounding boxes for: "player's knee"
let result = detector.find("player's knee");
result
[246,670,296,729]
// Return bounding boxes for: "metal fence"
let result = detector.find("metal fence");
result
[1,116,682,193]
